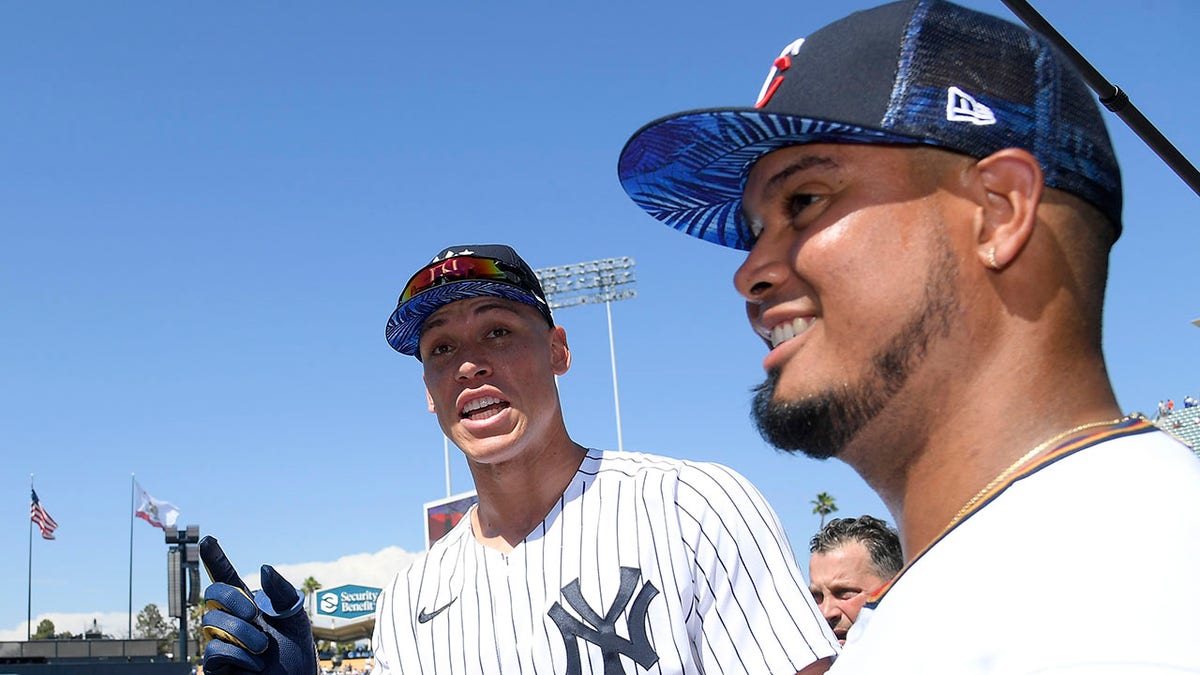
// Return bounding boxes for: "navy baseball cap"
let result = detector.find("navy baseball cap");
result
[618,0,1122,251]
[385,244,554,357]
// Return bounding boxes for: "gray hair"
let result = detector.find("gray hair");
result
[810,515,903,580]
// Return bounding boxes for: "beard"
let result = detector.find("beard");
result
[751,232,960,459]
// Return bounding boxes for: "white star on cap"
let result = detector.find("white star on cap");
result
[431,248,475,262]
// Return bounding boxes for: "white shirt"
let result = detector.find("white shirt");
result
[831,420,1200,674]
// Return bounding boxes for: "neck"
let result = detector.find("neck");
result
[468,433,587,553]
[849,351,1122,562]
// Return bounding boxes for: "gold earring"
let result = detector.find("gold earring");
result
[988,247,999,270]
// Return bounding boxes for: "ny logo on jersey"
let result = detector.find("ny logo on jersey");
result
[548,567,660,675]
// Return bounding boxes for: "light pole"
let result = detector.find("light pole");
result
[164,525,200,663]
[443,435,451,497]
[535,257,637,450]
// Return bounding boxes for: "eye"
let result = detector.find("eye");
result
[485,326,512,339]
[788,192,819,219]
[419,333,453,358]
[834,588,860,601]
[427,343,453,357]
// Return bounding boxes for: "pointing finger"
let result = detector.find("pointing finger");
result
[199,536,251,593]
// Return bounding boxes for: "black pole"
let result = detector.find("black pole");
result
[177,538,186,663]
[27,495,33,641]
[999,0,1200,198]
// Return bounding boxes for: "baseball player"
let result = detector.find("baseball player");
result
[199,243,838,674]
[618,0,1200,671]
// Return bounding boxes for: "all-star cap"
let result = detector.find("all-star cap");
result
[385,244,554,357]
[618,0,1122,251]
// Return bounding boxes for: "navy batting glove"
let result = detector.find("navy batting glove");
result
[200,536,317,675]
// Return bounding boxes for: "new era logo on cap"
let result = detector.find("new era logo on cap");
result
[946,86,996,126]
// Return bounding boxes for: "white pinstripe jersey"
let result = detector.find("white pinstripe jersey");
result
[371,449,838,674]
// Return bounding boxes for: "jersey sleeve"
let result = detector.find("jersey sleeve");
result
[675,461,839,672]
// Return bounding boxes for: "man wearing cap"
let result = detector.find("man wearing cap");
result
[620,0,1200,671]
[198,244,838,674]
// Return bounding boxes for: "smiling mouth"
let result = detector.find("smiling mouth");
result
[460,395,509,421]
[759,316,816,349]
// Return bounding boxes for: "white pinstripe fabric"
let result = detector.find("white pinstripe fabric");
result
[371,449,838,674]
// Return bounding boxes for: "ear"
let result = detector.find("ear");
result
[972,148,1043,271]
[550,325,571,376]
[423,376,436,414]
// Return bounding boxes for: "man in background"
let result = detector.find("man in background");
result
[807,516,901,645]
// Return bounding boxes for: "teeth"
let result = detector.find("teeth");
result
[462,396,502,414]
[768,317,815,349]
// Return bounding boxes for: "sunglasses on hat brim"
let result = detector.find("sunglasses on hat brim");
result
[398,255,528,304]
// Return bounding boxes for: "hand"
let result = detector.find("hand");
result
[199,536,317,675]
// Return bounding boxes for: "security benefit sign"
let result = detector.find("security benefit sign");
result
[316,584,382,620]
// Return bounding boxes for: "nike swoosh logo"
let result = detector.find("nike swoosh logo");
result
[417,598,457,623]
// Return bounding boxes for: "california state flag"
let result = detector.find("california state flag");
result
[135,482,180,529]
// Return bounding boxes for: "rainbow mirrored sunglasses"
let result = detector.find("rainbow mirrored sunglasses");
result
[398,255,527,304]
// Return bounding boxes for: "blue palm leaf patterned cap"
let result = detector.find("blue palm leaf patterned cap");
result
[385,244,553,358]
[618,0,1122,251]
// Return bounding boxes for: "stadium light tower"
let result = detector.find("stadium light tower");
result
[535,258,637,450]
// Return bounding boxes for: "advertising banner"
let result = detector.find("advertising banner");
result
[316,584,383,619]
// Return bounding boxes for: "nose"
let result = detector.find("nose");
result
[733,238,791,304]
[817,596,841,625]
[455,349,491,383]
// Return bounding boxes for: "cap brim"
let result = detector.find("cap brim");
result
[618,108,931,251]
[385,280,546,356]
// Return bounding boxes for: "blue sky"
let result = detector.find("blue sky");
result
[3,1,1198,640]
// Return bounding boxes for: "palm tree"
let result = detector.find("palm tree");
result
[811,492,838,528]
[302,576,322,617]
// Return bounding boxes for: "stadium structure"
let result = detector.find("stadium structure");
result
[0,639,183,675]
[1151,398,1200,452]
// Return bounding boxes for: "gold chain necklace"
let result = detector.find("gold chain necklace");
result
[948,414,1138,527]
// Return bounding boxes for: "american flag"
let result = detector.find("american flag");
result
[30,489,58,540]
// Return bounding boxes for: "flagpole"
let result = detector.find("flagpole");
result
[129,474,136,639]
[27,474,33,641]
